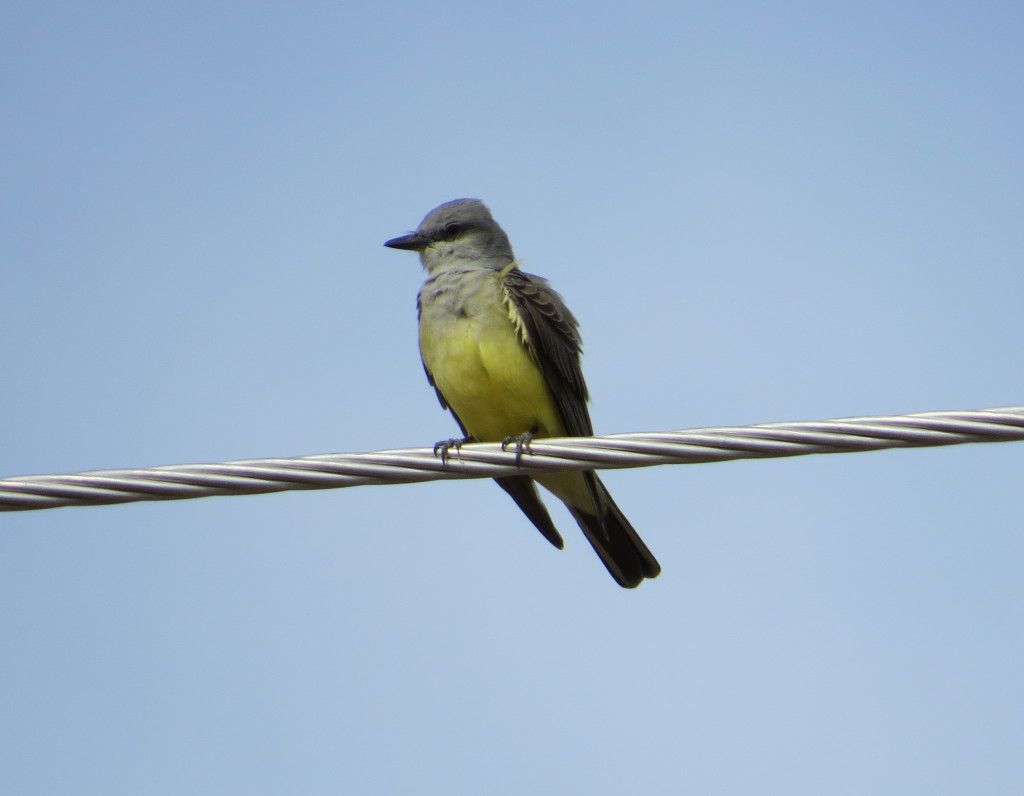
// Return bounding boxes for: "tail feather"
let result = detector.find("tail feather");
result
[496,471,660,588]
[566,473,661,588]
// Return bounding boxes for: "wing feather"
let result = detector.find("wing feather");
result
[501,268,592,437]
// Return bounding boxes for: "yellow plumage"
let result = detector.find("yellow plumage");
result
[418,273,565,443]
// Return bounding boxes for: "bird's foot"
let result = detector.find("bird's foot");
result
[433,437,471,465]
[501,431,535,467]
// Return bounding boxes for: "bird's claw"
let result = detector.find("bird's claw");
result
[433,437,470,465]
[501,431,535,467]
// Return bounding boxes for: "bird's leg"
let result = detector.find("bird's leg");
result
[501,430,535,467]
[433,437,471,465]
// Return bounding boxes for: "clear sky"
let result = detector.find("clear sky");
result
[2,2,1023,793]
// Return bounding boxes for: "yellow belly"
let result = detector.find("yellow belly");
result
[419,311,565,443]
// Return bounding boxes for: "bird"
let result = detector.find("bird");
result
[384,199,660,587]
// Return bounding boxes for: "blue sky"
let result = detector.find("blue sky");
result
[2,2,1023,793]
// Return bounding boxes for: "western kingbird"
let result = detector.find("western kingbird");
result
[385,199,660,587]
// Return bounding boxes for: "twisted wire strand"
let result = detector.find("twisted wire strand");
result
[2,406,1022,512]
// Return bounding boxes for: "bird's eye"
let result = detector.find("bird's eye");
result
[443,223,462,237]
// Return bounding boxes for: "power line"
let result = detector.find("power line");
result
[2,405,1022,512]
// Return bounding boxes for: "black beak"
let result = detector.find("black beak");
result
[384,232,428,251]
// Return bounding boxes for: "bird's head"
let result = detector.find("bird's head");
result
[384,198,515,272]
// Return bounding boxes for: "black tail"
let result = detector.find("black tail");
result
[566,472,661,588]
[496,472,659,588]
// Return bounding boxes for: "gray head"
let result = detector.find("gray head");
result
[384,198,515,272]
